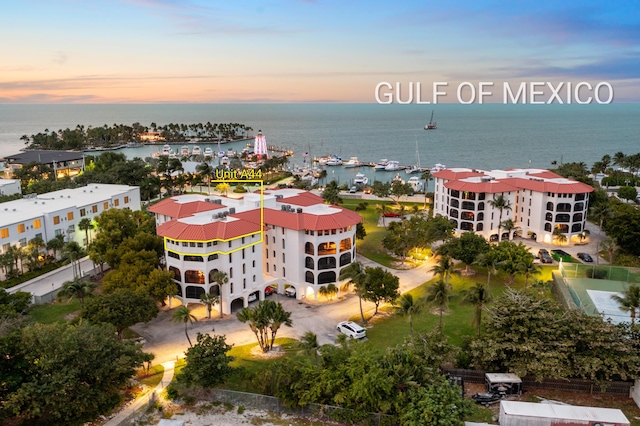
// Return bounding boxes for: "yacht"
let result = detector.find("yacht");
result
[392,173,405,184]
[373,159,389,171]
[191,146,201,156]
[353,173,369,185]
[431,163,447,173]
[203,147,213,157]
[326,156,343,166]
[154,144,172,158]
[384,160,400,171]
[343,157,360,168]
[180,146,190,157]
[408,176,424,192]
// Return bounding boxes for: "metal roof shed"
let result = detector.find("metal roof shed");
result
[485,372,522,395]
[499,401,630,426]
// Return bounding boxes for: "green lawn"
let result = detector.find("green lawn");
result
[341,199,426,268]
[137,364,165,388]
[29,299,81,324]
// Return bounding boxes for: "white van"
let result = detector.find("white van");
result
[284,286,296,297]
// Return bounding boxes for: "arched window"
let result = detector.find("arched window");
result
[305,256,314,269]
[169,266,181,281]
[208,268,219,283]
[185,286,205,299]
[545,212,553,221]
[184,255,203,262]
[572,223,582,232]
[451,190,460,198]
[305,242,314,255]
[451,199,459,208]
[546,202,554,211]
[339,252,351,267]
[318,242,336,255]
[461,211,474,221]
[575,193,586,201]
[555,224,569,233]
[461,201,474,210]
[175,283,183,297]
[460,222,474,231]
[167,251,180,259]
[318,271,336,284]
[574,202,584,211]
[208,254,218,261]
[477,202,485,211]
[557,203,571,212]
[449,209,459,218]
[555,214,570,223]
[477,212,484,221]
[209,285,220,296]
[449,219,458,228]
[573,213,583,222]
[185,270,205,284]
[305,271,314,284]
[544,223,552,232]
[340,238,351,252]
[318,257,337,270]
[477,223,484,231]
[478,193,486,200]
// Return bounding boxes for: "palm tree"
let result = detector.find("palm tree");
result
[611,285,640,325]
[318,283,338,301]
[211,271,229,318]
[63,241,84,279]
[77,218,94,247]
[518,259,541,291]
[200,292,219,319]
[426,280,452,329]
[489,194,512,240]
[376,204,390,227]
[46,235,65,260]
[172,305,197,347]
[501,219,516,241]
[429,255,459,284]
[394,293,424,339]
[552,228,567,245]
[339,261,368,324]
[57,278,96,306]
[601,238,617,264]
[461,282,492,336]
[589,204,611,234]
[298,331,320,362]
[474,250,498,294]
[420,170,432,209]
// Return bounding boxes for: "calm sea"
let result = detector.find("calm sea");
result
[1,103,638,187]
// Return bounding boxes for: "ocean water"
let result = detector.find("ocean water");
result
[1,103,638,187]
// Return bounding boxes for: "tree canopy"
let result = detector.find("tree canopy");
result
[177,333,234,388]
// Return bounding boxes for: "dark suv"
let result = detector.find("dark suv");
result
[538,249,553,264]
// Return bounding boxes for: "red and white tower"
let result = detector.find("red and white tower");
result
[254,130,267,159]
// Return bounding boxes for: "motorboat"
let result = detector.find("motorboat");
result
[343,157,360,168]
[326,156,343,166]
[191,146,201,156]
[431,163,447,173]
[373,159,389,171]
[180,145,190,157]
[353,173,369,185]
[204,147,213,157]
[385,160,400,171]
[315,155,331,166]
[408,176,424,192]
[392,173,405,184]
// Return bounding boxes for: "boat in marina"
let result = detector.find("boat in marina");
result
[180,146,190,157]
[343,157,360,168]
[301,173,318,186]
[326,156,343,166]
[424,110,437,130]
[392,173,405,184]
[204,147,213,157]
[353,172,369,185]
[153,144,172,158]
[408,176,424,192]
[431,163,447,173]
[384,160,400,171]
[220,156,230,167]
[406,139,422,174]
[191,146,201,156]
[373,159,389,171]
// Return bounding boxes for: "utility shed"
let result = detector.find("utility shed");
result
[485,372,522,395]
[499,401,630,426]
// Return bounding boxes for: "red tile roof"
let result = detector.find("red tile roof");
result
[433,169,485,180]
[444,180,519,194]
[156,216,261,241]
[264,207,362,231]
[277,191,325,207]
[148,197,224,219]
[507,178,594,194]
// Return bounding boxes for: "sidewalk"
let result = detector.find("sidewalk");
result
[103,361,175,426]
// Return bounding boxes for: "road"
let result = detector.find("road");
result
[132,256,437,364]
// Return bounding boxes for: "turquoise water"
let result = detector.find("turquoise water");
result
[1,103,638,186]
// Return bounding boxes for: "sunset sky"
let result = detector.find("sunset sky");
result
[1,0,639,103]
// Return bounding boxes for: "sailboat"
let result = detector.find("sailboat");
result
[405,139,422,174]
[424,110,437,130]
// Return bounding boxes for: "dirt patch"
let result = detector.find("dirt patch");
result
[64,310,80,321]
[249,345,286,359]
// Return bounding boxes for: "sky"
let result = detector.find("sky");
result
[1,0,639,103]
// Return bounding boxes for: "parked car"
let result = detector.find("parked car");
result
[264,286,275,296]
[577,252,593,262]
[336,321,366,339]
[383,212,402,217]
[538,249,553,264]
[349,186,358,193]
[284,286,296,297]
[248,292,258,302]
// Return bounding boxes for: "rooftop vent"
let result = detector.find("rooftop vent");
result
[213,199,222,205]
[281,205,288,211]
[275,194,284,200]
[229,207,236,214]
[296,208,303,213]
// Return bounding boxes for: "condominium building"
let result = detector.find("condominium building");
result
[432,168,594,244]
[0,184,141,280]
[148,189,361,314]
[0,179,21,196]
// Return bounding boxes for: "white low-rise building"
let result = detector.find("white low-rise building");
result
[0,184,141,280]
[433,168,594,244]
[0,179,21,197]
[149,189,361,314]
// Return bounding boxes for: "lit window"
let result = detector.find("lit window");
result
[0,228,9,239]
[53,216,60,225]
[17,224,25,234]
[103,202,109,210]
[113,199,119,207]
[67,212,74,221]
[92,205,98,213]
